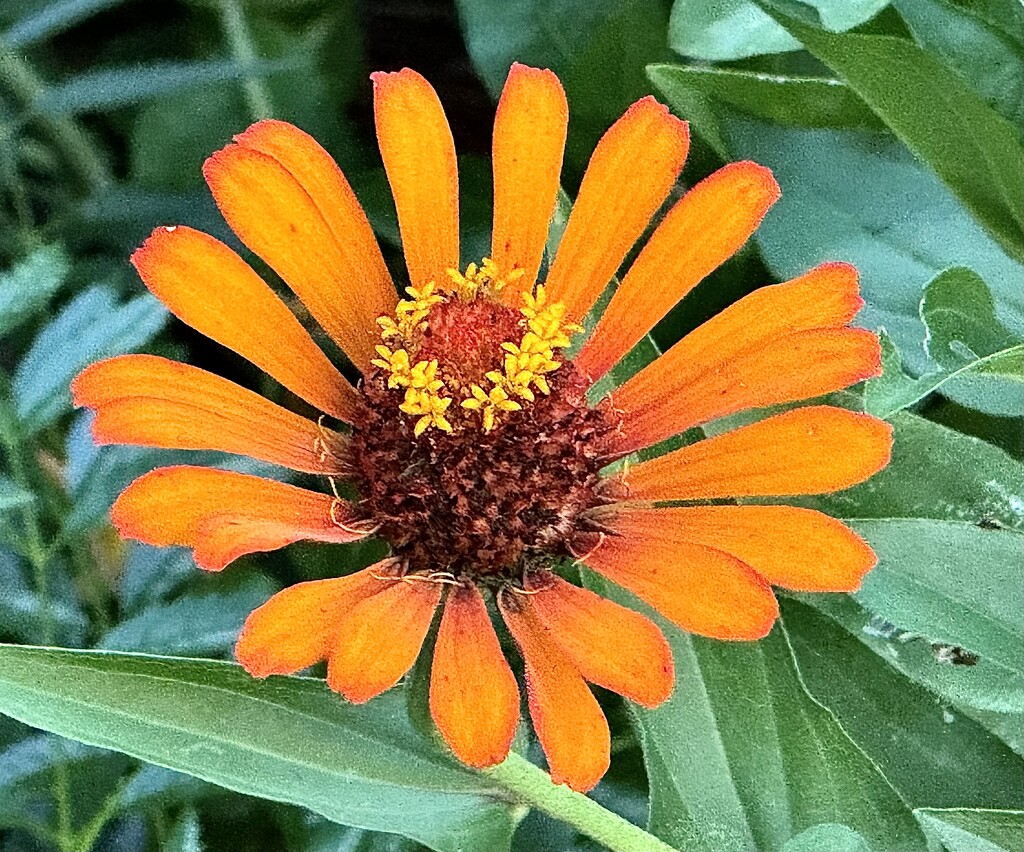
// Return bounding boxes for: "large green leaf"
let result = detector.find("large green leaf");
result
[588,576,928,852]
[783,599,1024,808]
[668,0,889,60]
[0,244,71,338]
[646,64,884,136]
[0,646,517,852]
[850,520,1024,675]
[915,808,1024,852]
[893,0,1024,126]
[758,0,1024,263]
[791,412,1024,531]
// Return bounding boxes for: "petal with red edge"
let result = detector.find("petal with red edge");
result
[430,585,520,768]
[72,355,348,475]
[622,406,893,501]
[545,97,689,323]
[203,144,392,372]
[327,579,441,703]
[491,63,567,300]
[110,466,368,571]
[525,573,673,708]
[499,590,610,792]
[583,507,779,640]
[131,226,357,422]
[372,69,459,288]
[578,162,779,382]
[235,566,388,677]
[640,506,876,592]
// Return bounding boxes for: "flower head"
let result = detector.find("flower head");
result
[71,63,890,792]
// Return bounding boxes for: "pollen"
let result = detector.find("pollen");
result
[370,260,583,435]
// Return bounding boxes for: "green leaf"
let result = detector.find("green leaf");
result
[850,520,1024,675]
[865,269,1024,417]
[784,598,1024,808]
[0,549,88,645]
[166,808,203,852]
[780,824,870,852]
[668,0,889,60]
[588,576,928,852]
[0,244,71,338]
[893,0,1024,126]
[758,0,1024,262]
[119,544,197,613]
[915,808,1024,852]
[0,647,517,852]
[12,285,166,434]
[98,573,275,656]
[35,59,294,117]
[804,593,1023,717]
[646,64,885,133]
[2,0,132,49]
[0,475,33,512]
[792,411,1024,531]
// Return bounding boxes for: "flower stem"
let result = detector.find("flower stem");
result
[217,0,274,121]
[484,753,678,852]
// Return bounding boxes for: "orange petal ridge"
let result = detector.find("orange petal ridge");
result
[635,506,876,592]
[623,406,894,501]
[499,591,610,792]
[203,142,394,372]
[131,226,357,422]
[235,566,389,677]
[583,507,779,640]
[430,585,520,768]
[233,120,395,312]
[577,161,780,382]
[72,355,348,475]
[327,578,442,703]
[525,573,673,708]
[545,97,689,323]
[372,68,459,288]
[610,263,876,454]
[110,466,368,571]
[491,63,568,301]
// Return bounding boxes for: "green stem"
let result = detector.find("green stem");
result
[217,0,274,121]
[72,769,136,852]
[0,38,110,192]
[484,753,678,852]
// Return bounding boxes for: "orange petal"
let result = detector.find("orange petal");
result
[203,142,394,373]
[611,263,871,453]
[110,466,368,571]
[430,585,520,768]
[525,573,673,708]
[233,120,394,311]
[583,507,779,640]
[131,226,357,422]
[372,69,459,288]
[499,591,610,792]
[491,63,567,300]
[640,506,876,592]
[623,406,893,501]
[235,566,388,677]
[577,162,780,382]
[545,97,689,323]
[327,578,441,703]
[72,355,348,475]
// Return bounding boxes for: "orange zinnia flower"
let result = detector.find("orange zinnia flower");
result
[72,64,891,792]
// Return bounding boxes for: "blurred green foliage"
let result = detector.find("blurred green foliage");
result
[0,1,1022,850]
